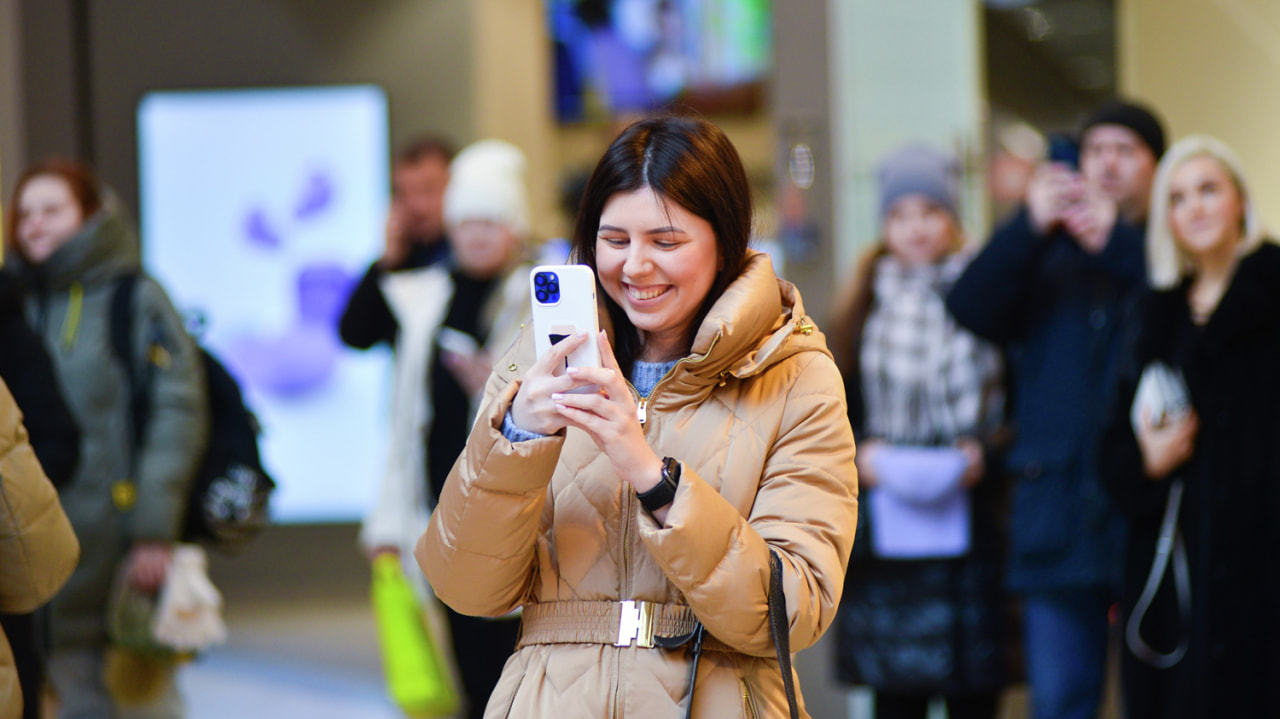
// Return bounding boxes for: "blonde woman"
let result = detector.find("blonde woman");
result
[1099,135,1280,718]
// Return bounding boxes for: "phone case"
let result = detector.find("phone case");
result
[530,265,601,379]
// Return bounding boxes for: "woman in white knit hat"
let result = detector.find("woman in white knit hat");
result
[361,139,534,719]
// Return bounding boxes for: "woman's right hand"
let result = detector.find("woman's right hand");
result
[510,332,599,436]
[854,438,885,489]
[1136,408,1199,480]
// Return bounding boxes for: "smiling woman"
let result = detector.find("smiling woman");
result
[5,158,209,717]
[415,116,859,719]
[593,187,720,363]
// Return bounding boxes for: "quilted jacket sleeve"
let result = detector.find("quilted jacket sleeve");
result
[638,351,859,656]
[129,278,210,541]
[415,368,563,617]
[0,379,80,614]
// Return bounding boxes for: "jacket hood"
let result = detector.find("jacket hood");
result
[660,250,828,397]
[10,196,140,290]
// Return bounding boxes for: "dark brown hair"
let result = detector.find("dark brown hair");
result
[396,135,456,167]
[5,158,102,260]
[572,116,752,375]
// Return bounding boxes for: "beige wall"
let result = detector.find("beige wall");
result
[0,0,23,217]
[829,0,988,274]
[1120,0,1280,223]
[471,0,559,242]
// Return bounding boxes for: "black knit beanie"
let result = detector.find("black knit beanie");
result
[1080,100,1167,158]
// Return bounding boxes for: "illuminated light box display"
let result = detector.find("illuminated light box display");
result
[138,85,391,523]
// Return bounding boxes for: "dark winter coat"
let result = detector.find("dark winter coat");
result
[947,208,1144,592]
[337,240,449,350]
[1099,241,1280,719]
[0,271,79,486]
[835,254,1008,694]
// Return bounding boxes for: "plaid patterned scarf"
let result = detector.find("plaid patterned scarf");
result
[860,252,1003,445]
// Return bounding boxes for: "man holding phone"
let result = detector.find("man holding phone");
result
[339,136,455,350]
[947,100,1165,719]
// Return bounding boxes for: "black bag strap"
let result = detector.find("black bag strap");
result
[769,549,800,719]
[1125,477,1190,668]
[108,274,151,456]
[665,551,800,718]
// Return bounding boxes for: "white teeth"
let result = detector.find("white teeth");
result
[628,285,666,300]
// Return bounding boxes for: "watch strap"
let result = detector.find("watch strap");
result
[636,457,680,513]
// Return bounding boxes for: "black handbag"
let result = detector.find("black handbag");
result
[673,549,800,719]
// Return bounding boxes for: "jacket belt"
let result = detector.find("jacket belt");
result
[517,600,730,652]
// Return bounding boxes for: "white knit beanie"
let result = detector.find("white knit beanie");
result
[443,139,531,237]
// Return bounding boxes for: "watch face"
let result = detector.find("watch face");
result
[637,459,681,513]
[662,457,681,486]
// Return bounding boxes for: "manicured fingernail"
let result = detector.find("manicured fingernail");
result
[566,367,579,375]
[551,393,564,401]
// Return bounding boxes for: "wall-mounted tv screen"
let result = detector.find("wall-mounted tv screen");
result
[138,84,390,524]
[549,0,771,122]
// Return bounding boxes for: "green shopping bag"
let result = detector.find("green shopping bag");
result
[371,553,461,717]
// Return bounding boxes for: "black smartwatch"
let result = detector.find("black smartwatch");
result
[636,457,681,513]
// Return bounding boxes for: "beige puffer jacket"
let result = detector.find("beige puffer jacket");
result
[0,378,80,719]
[417,252,859,718]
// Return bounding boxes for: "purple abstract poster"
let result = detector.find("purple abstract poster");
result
[139,85,391,522]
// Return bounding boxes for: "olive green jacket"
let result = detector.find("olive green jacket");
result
[12,205,208,648]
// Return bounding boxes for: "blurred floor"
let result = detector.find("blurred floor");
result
[178,523,405,719]
[179,596,400,719]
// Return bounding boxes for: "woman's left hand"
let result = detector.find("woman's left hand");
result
[955,437,985,488]
[126,541,174,594]
[550,331,664,494]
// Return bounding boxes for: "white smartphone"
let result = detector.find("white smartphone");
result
[530,264,601,390]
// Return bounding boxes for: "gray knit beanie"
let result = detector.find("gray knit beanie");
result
[877,143,960,219]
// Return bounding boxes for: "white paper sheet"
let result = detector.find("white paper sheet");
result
[867,445,971,559]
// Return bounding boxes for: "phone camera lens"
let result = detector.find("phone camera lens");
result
[534,273,548,287]
[535,289,548,303]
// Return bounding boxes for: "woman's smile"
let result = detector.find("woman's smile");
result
[623,283,670,302]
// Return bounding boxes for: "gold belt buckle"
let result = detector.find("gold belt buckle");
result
[615,600,655,648]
